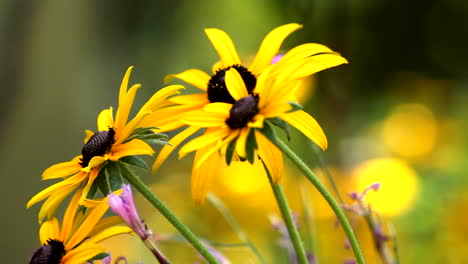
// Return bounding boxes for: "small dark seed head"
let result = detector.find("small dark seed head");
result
[207,65,257,104]
[80,128,115,167]
[225,94,260,129]
[29,239,65,264]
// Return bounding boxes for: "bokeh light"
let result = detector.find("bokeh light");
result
[352,158,420,216]
[381,103,438,161]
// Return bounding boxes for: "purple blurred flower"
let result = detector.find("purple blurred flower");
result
[271,54,285,64]
[108,184,152,240]
[343,259,357,264]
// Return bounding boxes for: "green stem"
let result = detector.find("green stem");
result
[119,162,221,264]
[261,160,309,264]
[207,193,267,264]
[269,137,366,264]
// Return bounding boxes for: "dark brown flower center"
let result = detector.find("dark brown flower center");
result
[29,239,65,264]
[225,94,260,129]
[207,65,257,104]
[80,128,115,167]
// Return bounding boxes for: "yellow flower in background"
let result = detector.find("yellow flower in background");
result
[29,189,132,264]
[27,66,183,222]
[175,65,336,203]
[352,157,420,216]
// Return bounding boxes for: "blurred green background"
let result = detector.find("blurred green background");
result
[2,0,468,263]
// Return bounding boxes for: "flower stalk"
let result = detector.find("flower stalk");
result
[265,134,366,264]
[118,161,221,264]
[261,160,309,264]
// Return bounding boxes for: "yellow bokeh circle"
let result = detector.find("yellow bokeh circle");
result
[352,158,419,216]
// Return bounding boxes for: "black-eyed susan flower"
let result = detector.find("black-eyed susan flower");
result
[152,23,347,174]
[27,66,183,222]
[175,64,342,202]
[29,189,132,264]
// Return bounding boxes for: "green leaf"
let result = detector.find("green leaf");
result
[245,129,258,164]
[96,167,111,196]
[88,252,110,262]
[268,117,291,141]
[259,121,277,144]
[287,101,303,112]
[106,161,124,192]
[124,127,169,145]
[225,137,237,166]
[120,155,150,171]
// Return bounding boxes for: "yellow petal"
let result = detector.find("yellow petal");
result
[248,114,265,128]
[169,93,210,105]
[152,126,200,172]
[273,43,336,71]
[115,84,142,139]
[212,60,223,74]
[203,102,232,114]
[84,130,94,143]
[181,110,227,127]
[109,139,154,160]
[179,128,230,158]
[205,28,241,68]
[42,157,82,180]
[39,218,60,245]
[225,68,249,100]
[60,188,84,242]
[97,108,114,132]
[86,156,107,170]
[79,169,101,206]
[235,127,249,159]
[140,105,196,132]
[66,201,109,249]
[87,216,125,238]
[140,85,184,112]
[249,23,303,75]
[194,131,238,169]
[119,67,134,107]
[290,53,348,79]
[62,244,105,264]
[280,110,328,150]
[86,226,132,244]
[38,184,78,223]
[191,147,222,204]
[27,172,88,209]
[164,69,211,91]
[256,131,283,183]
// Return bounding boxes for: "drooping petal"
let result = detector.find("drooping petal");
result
[205,28,241,68]
[256,132,283,183]
[27,172,88,209]
[235,127,249,159]
[79,169,100,206]
[152,126,200,172]
[169,93,210,106]
[85,156,107,171]
[191,147,222,204]
[194,131,239,169]
[225,68,249,100]
[42,157,82,180]
[109,139,154,160]
[97,108,114,132]
[88,216,125,238]
[273,43,336,72]
[249,23,303,75]
[164,69,211,91]
[38,184,79,222]
[39,218,60,245]
[279,110,328,150]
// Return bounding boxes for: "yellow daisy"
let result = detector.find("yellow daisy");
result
[177,65,340,203]
[152,23,347,173]
[27,66,183,222]
[29,189,132,264]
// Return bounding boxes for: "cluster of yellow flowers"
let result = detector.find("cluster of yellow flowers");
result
[27,23,347,264]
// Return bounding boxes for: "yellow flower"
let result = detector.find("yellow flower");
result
[27,66,183,222]
[29,189,132,264]
[176,65,338,203]
[152,23,347,175]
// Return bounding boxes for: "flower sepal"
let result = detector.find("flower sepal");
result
[93,161,124,197]
[267,117,292,141]
[124,126,169,146]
